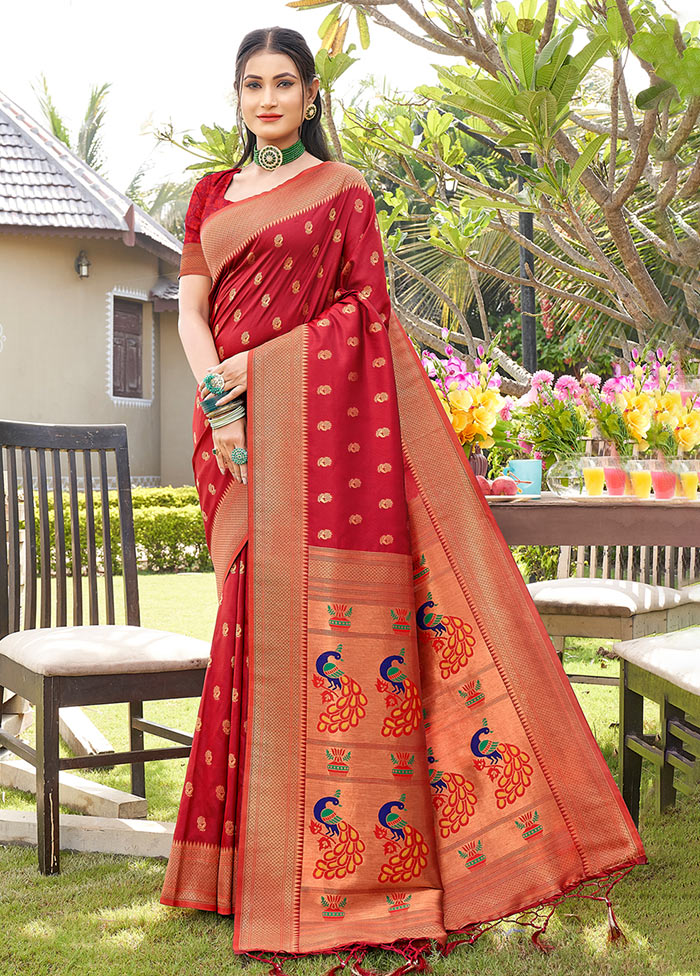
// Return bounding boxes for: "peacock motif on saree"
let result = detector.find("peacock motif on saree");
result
[375,796,430,883]
[310,790,365,880]
[427,747,478,838]
[377,653,422,738]
[416,590,477,679]
[314,645,368,734]
[470,719,534,810]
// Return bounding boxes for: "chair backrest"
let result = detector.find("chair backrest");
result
[0,420,140,639]
[557,544,699,589]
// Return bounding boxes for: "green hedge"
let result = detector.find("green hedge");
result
[28,487,211,574]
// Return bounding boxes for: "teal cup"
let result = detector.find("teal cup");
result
[503,458,542,497]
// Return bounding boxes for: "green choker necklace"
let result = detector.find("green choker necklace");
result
[253,138,305,172]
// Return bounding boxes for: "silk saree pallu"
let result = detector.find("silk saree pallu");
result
[160,160,645,966]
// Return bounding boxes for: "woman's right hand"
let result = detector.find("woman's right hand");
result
[212,416,248,484]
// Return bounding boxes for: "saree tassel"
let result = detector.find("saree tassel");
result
[322,951,352,976]
[349,946,381,976]
[530,928,556,954]
[386,956,432,976]
[606,900,626,943]
[322,963,347,976]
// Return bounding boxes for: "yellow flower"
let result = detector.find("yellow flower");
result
[445,384,504,447]
[618,390,653,447]
[674,407,700,452]
[654,390,682,429]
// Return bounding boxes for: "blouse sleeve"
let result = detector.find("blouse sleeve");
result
[178,176,212,279]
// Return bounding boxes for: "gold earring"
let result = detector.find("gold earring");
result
[304,103,317,120]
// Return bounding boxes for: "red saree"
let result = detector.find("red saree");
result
[160,159,645,966]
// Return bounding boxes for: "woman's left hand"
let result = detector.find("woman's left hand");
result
[199,351,249,406]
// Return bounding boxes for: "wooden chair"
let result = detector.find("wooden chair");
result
[614,626,700,826]
[527,544,700,685]
[0,420,208,874]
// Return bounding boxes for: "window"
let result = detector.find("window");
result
[113,298,143,398]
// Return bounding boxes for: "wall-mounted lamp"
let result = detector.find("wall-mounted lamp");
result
[74,250,91,278]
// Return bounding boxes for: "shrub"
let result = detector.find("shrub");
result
[27,486,211,574]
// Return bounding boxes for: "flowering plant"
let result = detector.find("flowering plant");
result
[579,372,635,459]
[422,335,513,454]
[514,370,590,459]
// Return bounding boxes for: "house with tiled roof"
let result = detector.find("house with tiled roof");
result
[0,89,195,486]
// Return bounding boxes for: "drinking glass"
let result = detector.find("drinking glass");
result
[602,459,627,496]
[650,459,676,499]
[671,459,700,500]
[580,457,606,496]
[627,459,652,499]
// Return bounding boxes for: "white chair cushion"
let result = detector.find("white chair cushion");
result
[0,625,210,677]
[613,627,700,697]
[527,578,688,618]
[682,583,700,603]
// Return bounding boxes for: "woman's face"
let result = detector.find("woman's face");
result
[239,50,319,147]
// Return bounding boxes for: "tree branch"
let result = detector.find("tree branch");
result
[539,0,557,49]
[611,108,656,208]
[388,248,477,352]
[458,249,638,327]
[468,264,491,340]
[323,88,344,161]
[496,213,625,299]
[660,97,700,160]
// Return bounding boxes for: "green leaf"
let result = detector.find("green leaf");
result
[355,6,370,49]
[606,0,626,47]
[635,81,675,110]
[535,22,577,72]
[505,31,537,87]
[569,133,606,188]
[570,36,609,78]
[498,130,536,146]
[550,63,580,112]
[318,3,341,40]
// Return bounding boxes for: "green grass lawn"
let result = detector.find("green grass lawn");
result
[1,574,699,976]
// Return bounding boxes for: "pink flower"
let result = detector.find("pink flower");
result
[581,372,601,389]
[518,438,533,455]
[554,374,583,402]
[500,396,514,420]
[531,369,554,389]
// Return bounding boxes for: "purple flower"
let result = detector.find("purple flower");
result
[444,343,454,356]
[477,344,485,358]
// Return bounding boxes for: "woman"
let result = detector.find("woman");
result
[160,25,645,973]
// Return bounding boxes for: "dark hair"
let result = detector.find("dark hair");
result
[232,27,333,169]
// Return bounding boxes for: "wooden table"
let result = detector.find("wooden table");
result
[489,491,700,547]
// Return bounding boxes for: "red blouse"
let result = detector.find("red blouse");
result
[179,161,342,281]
